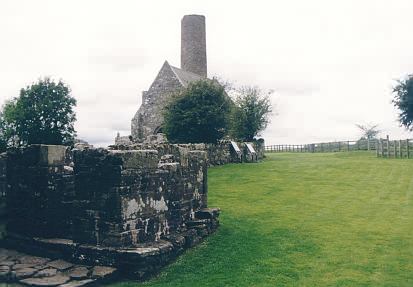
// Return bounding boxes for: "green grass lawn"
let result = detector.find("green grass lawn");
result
[104,152,408,286]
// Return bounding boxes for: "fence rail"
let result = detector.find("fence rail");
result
[376,136,413,158]
[265,136,413,159]
[265,139,377,153]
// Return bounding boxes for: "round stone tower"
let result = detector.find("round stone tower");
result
[181,15,207,77]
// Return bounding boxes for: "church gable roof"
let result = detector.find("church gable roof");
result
[148,61,205,93]
[148,61,183,91]
[170,65,203,87]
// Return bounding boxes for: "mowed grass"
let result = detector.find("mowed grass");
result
[115,152,413,287]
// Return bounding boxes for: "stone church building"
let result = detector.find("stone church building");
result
[130,15,208,142]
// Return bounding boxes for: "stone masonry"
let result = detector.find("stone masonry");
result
[181,15,207,77]
[111,140,266,166]
[1,144,220,285]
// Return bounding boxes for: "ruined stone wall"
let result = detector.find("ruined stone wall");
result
[111,141,264,166]
[6,145,74,238]
[3,140,262,246]
[72,148,207,247]
[5,144,209,248]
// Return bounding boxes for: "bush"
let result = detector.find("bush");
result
[163,80,232,143]
[230,86,272,141]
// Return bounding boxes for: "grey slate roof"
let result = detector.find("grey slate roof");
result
[170,65,203,87]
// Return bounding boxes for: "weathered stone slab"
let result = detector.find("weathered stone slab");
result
[0,260,16,267]
[38,144,68,166]
[0,248,23,260]
[19,255,50,265]
[91,266,116,279]
[67,266,89,280]
[11,267,37,279]
[13,263,37,270]
[60,279,95,287]
[47,260,73,271]
[0,253,9,261]
[111,149,159,169]
[0,265,10,278]
[20,274,70,286]
[33,268,57,278]
[195,208,220,219]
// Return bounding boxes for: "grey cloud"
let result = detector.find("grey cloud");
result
[88,52,147,72]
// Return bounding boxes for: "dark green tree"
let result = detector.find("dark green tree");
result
[163,80,232,143]
[0,112,9,152]
[0,100,19,152]
[0,77,77,148]
[230,86,272,141]
[393,75,413,130]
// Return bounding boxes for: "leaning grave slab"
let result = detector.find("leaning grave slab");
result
[0,144,220,286]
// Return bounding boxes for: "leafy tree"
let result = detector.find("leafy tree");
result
[0,113,9,152]
[230,86,272,141]
[163,80,232,143]
[392,75,413,130]
[356,123,380,140]
[0,77,77,148]
[0,100,19,152]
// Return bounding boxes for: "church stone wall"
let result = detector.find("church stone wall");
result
[131,62,183,142]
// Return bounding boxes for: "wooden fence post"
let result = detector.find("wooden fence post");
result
[386,135,389,158]
[407,139,410,159]
[367,138,370,151]
[380,139,384,157]
[399,140,402,158]
[393,140,397,158]
[376,140,379,157]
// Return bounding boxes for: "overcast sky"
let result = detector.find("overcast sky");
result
[1,0,413,146]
